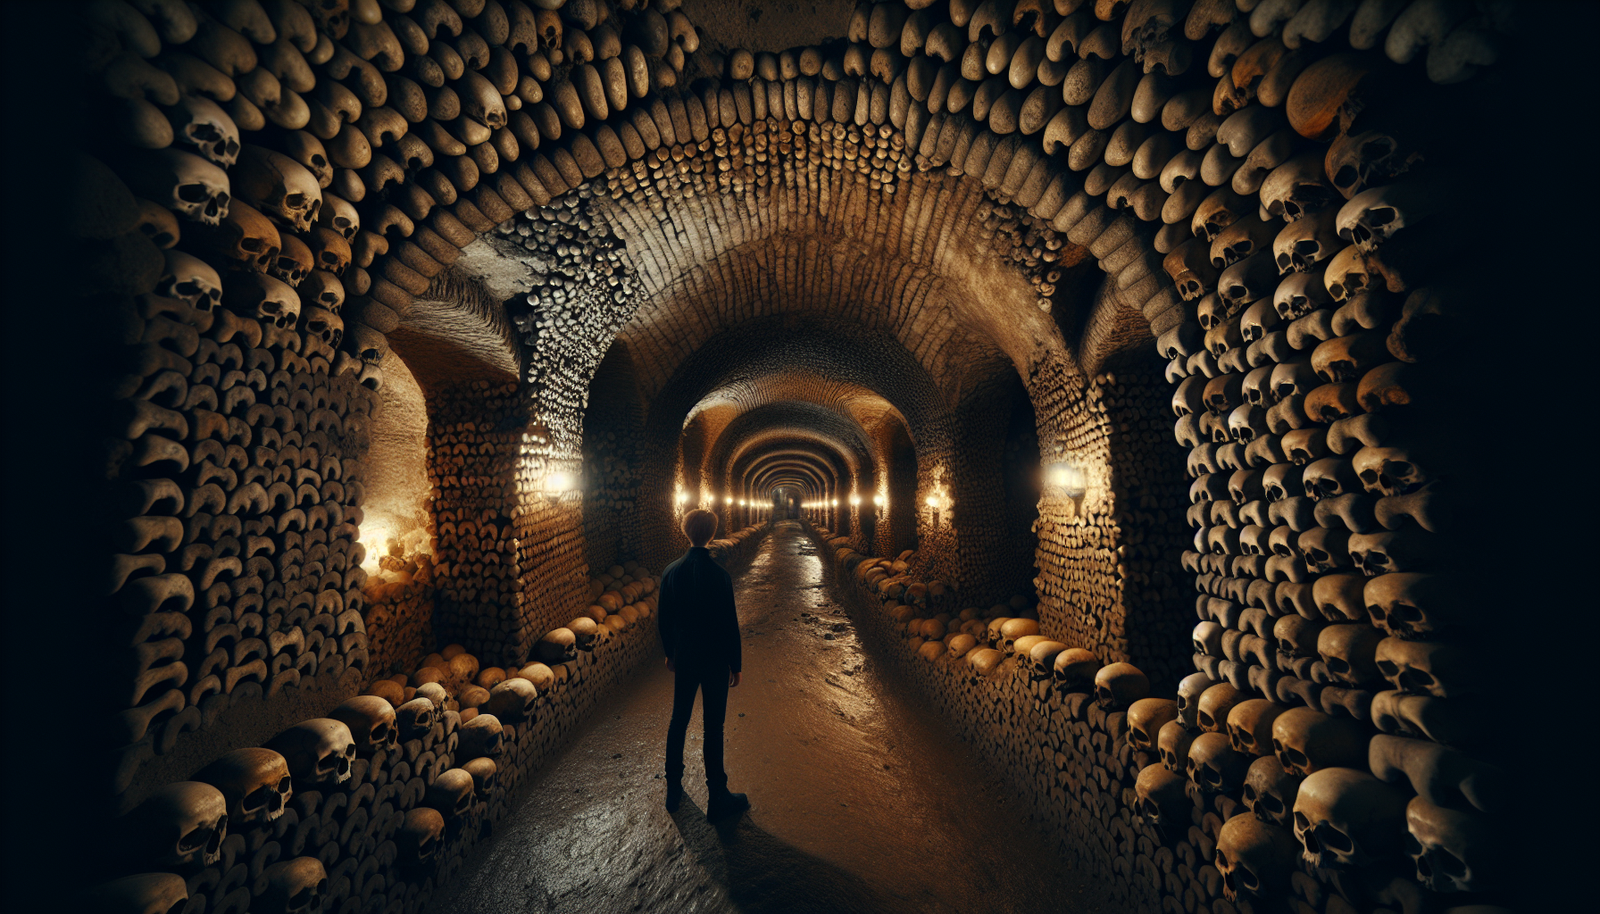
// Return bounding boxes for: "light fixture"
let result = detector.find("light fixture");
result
[849,494,860,506]
[873,494,885,507]
[1046,462,1087,498]
[544,471,573,494]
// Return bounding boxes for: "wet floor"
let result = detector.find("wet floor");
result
[429,522,1114,913]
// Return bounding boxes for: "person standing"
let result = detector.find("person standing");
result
[658,508,750,820]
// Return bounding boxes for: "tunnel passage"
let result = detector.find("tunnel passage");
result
[44,0,1567,911]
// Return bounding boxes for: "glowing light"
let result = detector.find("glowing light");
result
[925,495,939,507]
[873,494,885,507]
[849,494,860,506]
[544,471,574,494]
[1046,462,1087,497]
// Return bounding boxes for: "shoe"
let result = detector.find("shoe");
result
[665,779,684,812]
[706,789,750,821]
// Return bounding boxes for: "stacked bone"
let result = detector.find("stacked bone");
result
[1031,360,1194,689]
[96,685,505,914]
[93,553,671,914]
[424,380,534,663]
[101,174,382,809]
[364,539,439,674]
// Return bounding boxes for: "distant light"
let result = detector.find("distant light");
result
[925,495,939,508]
[545,471,573,494]
[849,494,860,506]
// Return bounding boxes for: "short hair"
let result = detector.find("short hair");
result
[682,509,718,546]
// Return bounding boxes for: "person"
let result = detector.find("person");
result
[658,508,750,820]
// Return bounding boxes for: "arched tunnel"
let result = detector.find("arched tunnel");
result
[7,0,1588,911]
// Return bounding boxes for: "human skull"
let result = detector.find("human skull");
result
[1374,638,1476,698]
[224,272,300,328]
[1272,707,1366,776]
[83,873,189,914]
[1053,648,1099,690]
[303,0,350,38]
[233,145,322,233]
[266,718,357,786]
[1350,530,1438,576]
[1217,251,1279,309]
[1282,428,1329,466]
[1196,683,1246,734]
[1127,699,1180,753]
[1094,662,1150,709]
[1272,208,1342,274]
[1187,731,1249,794]
[1242,755,1303,827]
[1270,358,1319,401]
[155,249,223,311]
[305,227,351,276]
[1316,623,1385,685]
[1323,245,1374,302]
[458,713,504,760]
[1302,457,1359,500]
[1193,186,1251,243]
[1403,796,1495,893]
[425,768,477,820]
[415,681,448,710]
[1274,614,1324,657]
[165,94,240,167]
[120,781,228,869]
[1134,763,1190,831]
[1353,446,1429,497]
[1210,213,1275,269]
[1312,332,1388,383]
[395,696,436,740]
[317,193,360,239]
[194,747,292,827]
[1157,719,1196,774]
[462,757,499,801]
[536,627,579,664]
[1273,269,1334,320]
[272,233,314,287]
[329,695,398,755]
[299,270,345,313]
[1336,181,1440,251]
[484,677,539,724]
[257,857,327,914]
[1216,814,1300,901]
[1175,672,1217,729]
[1293,767,1410,869]
[1163,239,1220,302]
[1365,572,1455,640]
[398,807,445,867]
[122,148,230,225]
[1299,527,1352,574]
[202,200,280,272]
[302,305,343,348]
[1326,123,1426,199]
[1226,699,1286,757]
[1259,152,1335,222]
[280,130,333,189]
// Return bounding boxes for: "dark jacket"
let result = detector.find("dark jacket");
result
[657,546,741,673]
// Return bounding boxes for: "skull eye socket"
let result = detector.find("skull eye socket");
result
[1318,826,1354,853]
[286,193,307,208]
[177,183,214,203]
[243,785,271,811]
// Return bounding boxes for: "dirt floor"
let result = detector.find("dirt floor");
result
[428,521,1115,913]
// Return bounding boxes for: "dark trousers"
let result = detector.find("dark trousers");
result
[665,664,729,790]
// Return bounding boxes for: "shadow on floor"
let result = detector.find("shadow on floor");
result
[670,800,918,914]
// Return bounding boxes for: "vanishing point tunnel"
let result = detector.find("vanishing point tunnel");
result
[14,0,1579,911]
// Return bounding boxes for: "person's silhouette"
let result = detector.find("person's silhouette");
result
[658,509,750,820]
